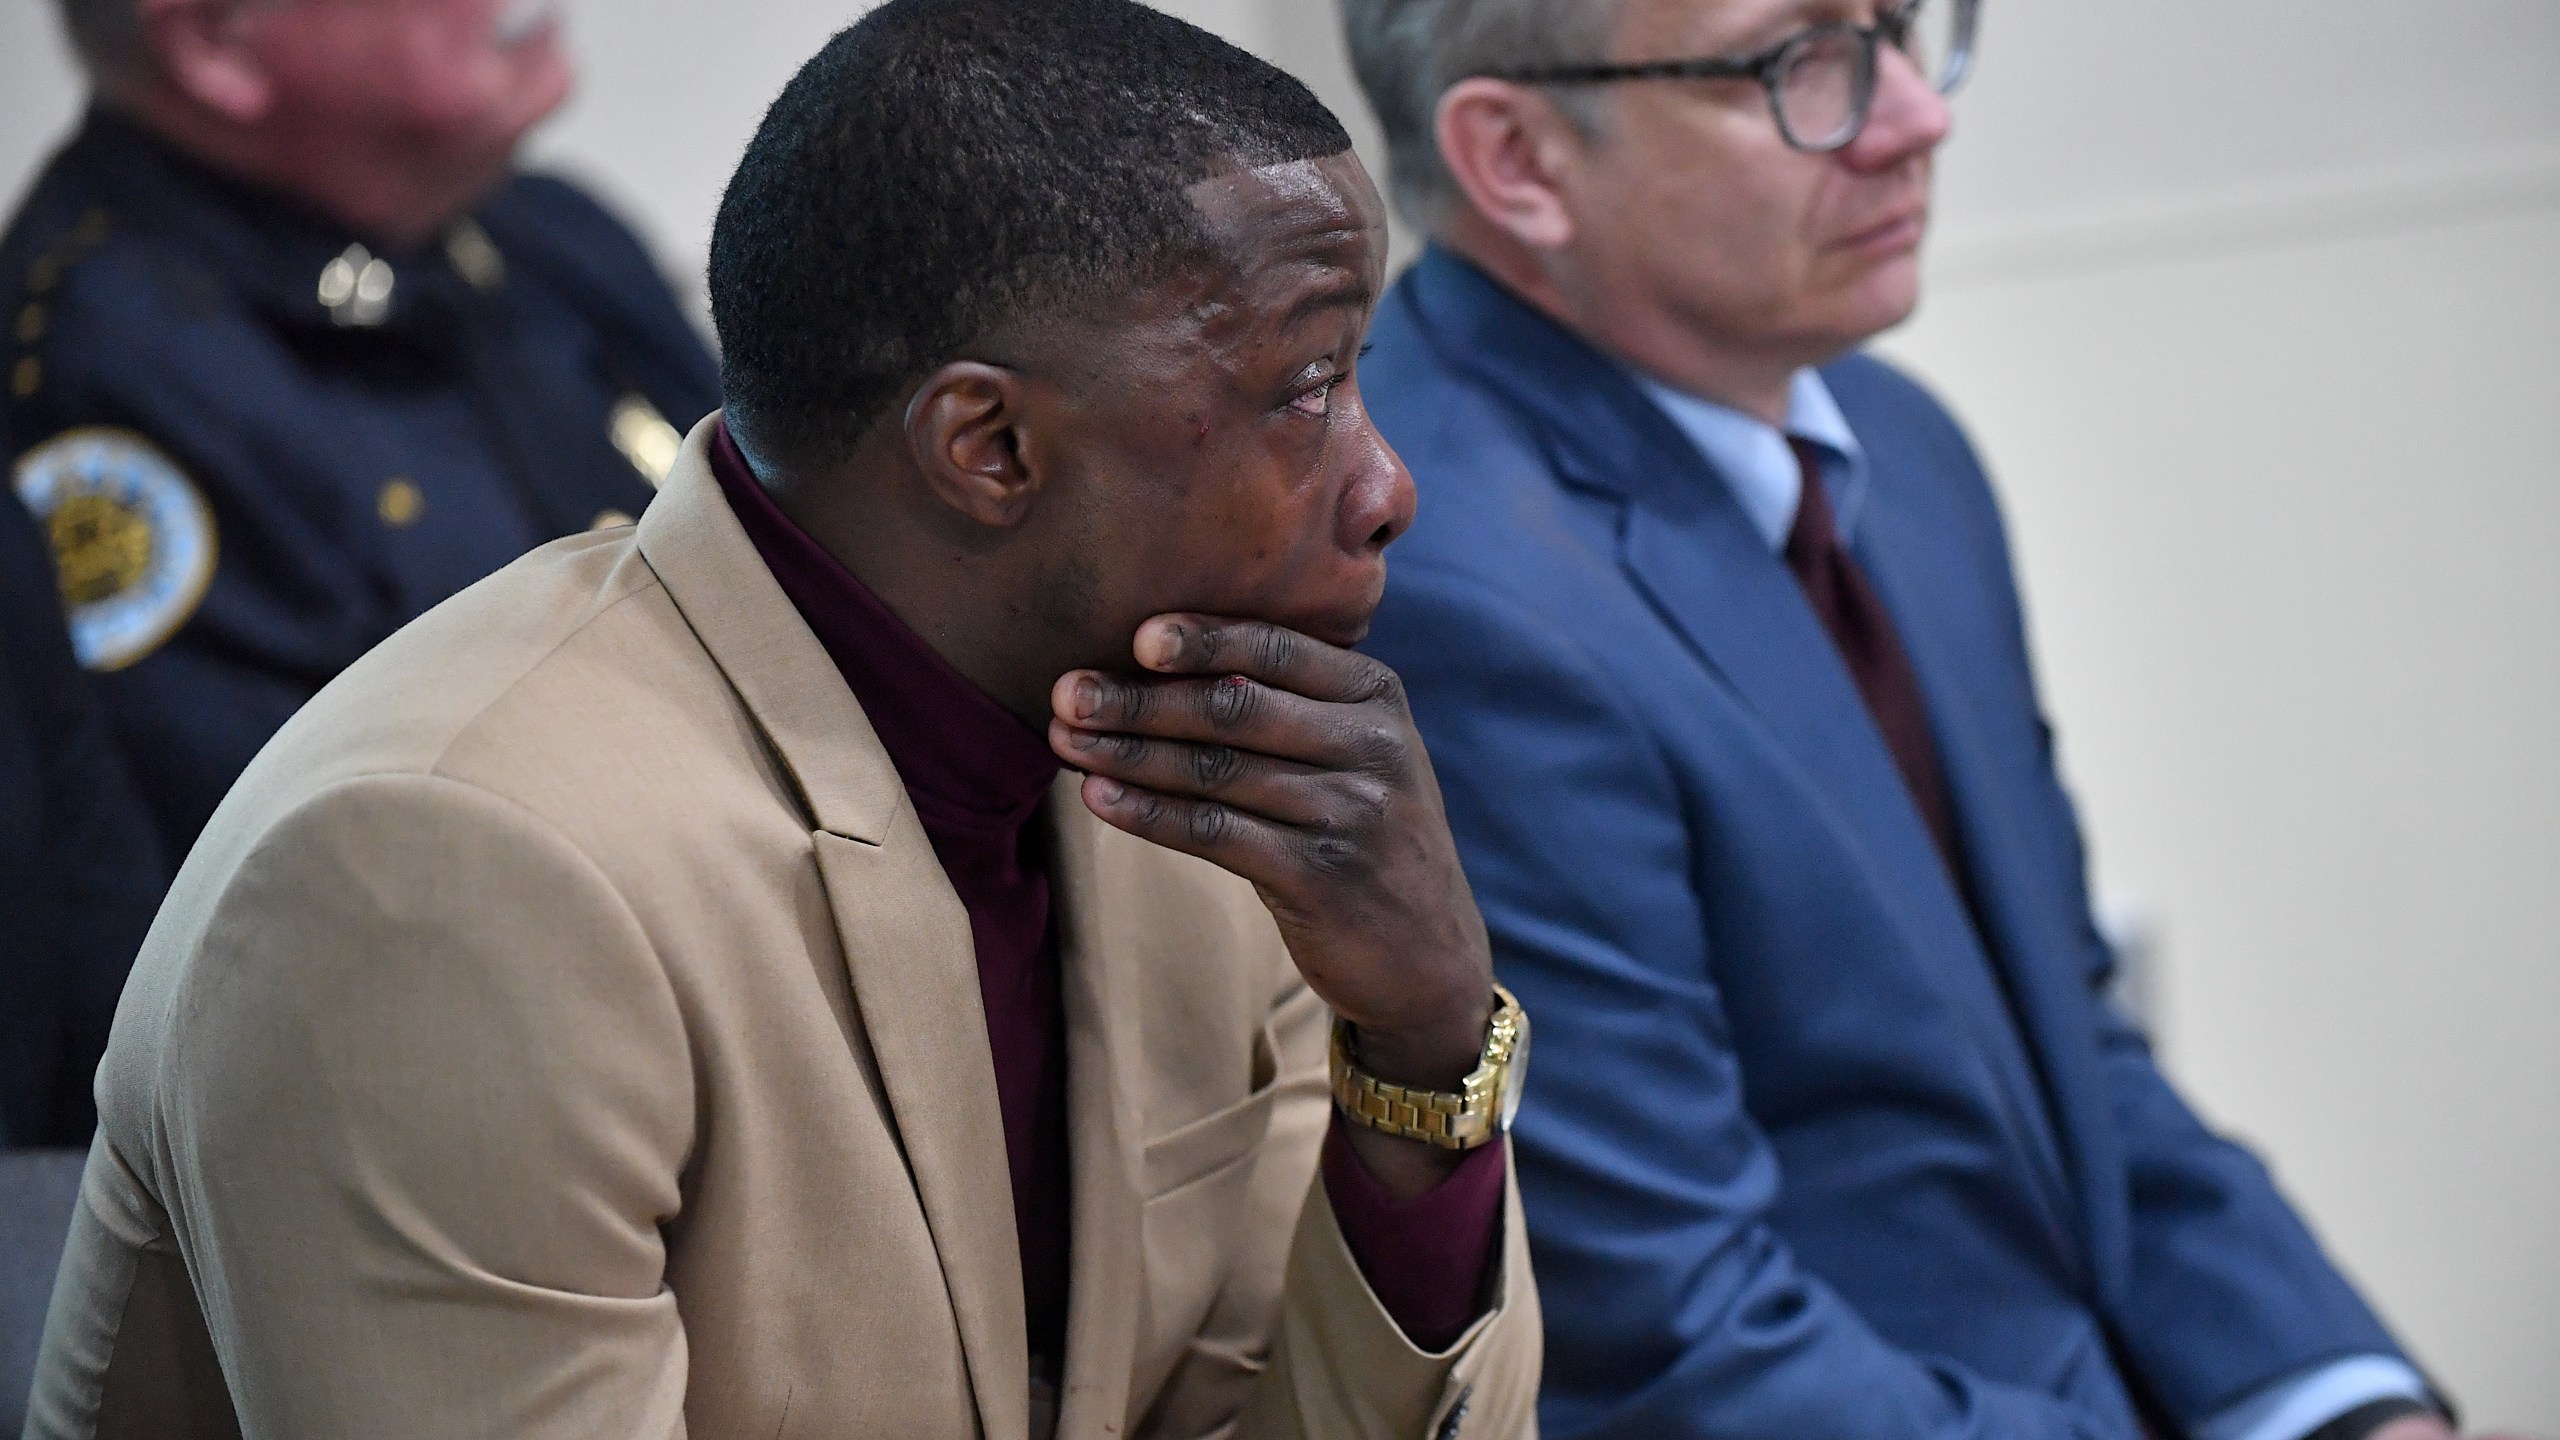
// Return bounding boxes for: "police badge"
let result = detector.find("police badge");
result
[13,427,217,671]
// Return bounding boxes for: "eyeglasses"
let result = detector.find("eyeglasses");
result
[1480,0,1980,154]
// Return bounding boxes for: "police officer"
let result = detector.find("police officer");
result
[3,0,721,867]
[1,489,162,1148]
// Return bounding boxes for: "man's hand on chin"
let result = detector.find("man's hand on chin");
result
[1049,612,1496,1198]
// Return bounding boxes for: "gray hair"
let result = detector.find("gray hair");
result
[54,0,144,78]
[1338,0,1626,231]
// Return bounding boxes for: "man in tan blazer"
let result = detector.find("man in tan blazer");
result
[25,2,1541,1436]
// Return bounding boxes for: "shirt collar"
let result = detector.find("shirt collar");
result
[1629,366,1869,551]
[73,107,499,340]
[708,420,1060,836]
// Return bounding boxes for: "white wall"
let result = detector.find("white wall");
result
[1880,196,2560,1430]
[5,0,2554,1425]
[1,4,85,214]
[1865,6,2560,1426]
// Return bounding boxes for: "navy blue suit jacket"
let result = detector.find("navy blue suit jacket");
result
[0,490,161,1147]
[1360,250,2407,1439]
[2,111,721,862]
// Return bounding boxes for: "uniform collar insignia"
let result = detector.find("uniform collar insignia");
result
[317,243,396,328]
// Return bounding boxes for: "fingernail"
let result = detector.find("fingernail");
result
[1138,620,1180,669]
[1071,675,1098,720]
[1092,777,1124,804]
[1064,727,1097,751]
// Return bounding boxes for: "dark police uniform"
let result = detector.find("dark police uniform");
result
[3,109,721,864]
[1,488,162,1148]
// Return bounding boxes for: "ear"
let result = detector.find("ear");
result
[902,361,1043,529]
[1434,78,1585,253]
[138,0,276,123]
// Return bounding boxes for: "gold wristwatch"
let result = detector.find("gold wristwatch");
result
[1329,984,1531,1150]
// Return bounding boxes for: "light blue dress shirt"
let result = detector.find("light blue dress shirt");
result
[1630,364,2434,1440]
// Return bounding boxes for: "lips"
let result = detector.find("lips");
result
[1837,206,1928,254]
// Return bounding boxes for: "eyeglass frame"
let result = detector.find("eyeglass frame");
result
[1474,0,1980,154]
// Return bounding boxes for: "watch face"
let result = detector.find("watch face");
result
[1498,1009,1531,1131]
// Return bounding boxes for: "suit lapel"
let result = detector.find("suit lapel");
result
[1405,254,2087,1255]
[640,419,1028,1440]
[1608,422,2088,1251]
[1045,783,1145,1438]
[1409,252,2000,1001]
[1407,253,1954,929]
[814,829,1030,1440]
[1855,476,2127,1275]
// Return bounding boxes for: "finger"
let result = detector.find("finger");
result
[1134,614,1404,709]
[1052,669,1399,774]
[1050,719,1343,826]
[1077,774,1303,888]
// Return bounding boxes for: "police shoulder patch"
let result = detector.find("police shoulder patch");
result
[12,427,217,671]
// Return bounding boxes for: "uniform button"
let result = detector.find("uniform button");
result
[377,478,425,528]
[321,245,396,328]
[10,358,38,397]
[14,304,42,343]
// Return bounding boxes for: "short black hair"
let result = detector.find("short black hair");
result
[709,0,1354,466]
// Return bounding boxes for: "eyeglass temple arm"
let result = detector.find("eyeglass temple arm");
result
[1479,53,1768,86]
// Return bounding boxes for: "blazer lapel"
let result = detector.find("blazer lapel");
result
[1045,784,1145,1437]
[1407,250,1987,990]
[1606,417,2088,1253]
[639,419,1029,1440]
[1856,480,2127,1277]
[1405,254,2087,1256]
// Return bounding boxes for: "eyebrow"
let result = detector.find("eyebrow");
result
[1273,271,1374,335]
[1685,0,1860,54]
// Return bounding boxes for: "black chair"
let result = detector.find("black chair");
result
[1,1148,87,1435]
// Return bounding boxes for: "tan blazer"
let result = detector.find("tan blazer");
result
[27,421,1540,1440]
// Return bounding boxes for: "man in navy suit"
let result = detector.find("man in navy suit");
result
[1339,2,2475,1438]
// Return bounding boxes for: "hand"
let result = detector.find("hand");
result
[1049,615,1496,1097]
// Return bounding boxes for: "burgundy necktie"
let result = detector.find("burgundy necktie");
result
[1783,439,1965,874]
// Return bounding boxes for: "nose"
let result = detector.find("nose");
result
[1340,406,1417,555]
[1840,42,1952,172]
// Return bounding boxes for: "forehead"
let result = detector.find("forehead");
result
[1173,152,1386,326]
[1621,0,1877,51]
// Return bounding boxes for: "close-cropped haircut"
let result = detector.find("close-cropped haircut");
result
[1339,0,1625,231]
[709,0,1353,467]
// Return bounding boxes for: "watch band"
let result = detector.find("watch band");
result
[1330,984,1527,1151]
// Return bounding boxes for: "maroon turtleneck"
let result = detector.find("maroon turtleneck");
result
[709,421,1504,1358]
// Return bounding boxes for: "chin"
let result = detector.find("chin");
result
[1310,594,1384,649]
[1860,255,1925,330]
[1313,615,1373,648]
[1257,592,1378,651]
[1810,281,1922,354]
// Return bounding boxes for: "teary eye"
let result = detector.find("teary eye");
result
[1288,376,1338,418]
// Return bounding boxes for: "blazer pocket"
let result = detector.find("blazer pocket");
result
[1140,1015,1286,1200]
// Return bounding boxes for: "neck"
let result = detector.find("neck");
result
[750,438,1071,730]
[1439,209,1800,427]
[108,90,499,251]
